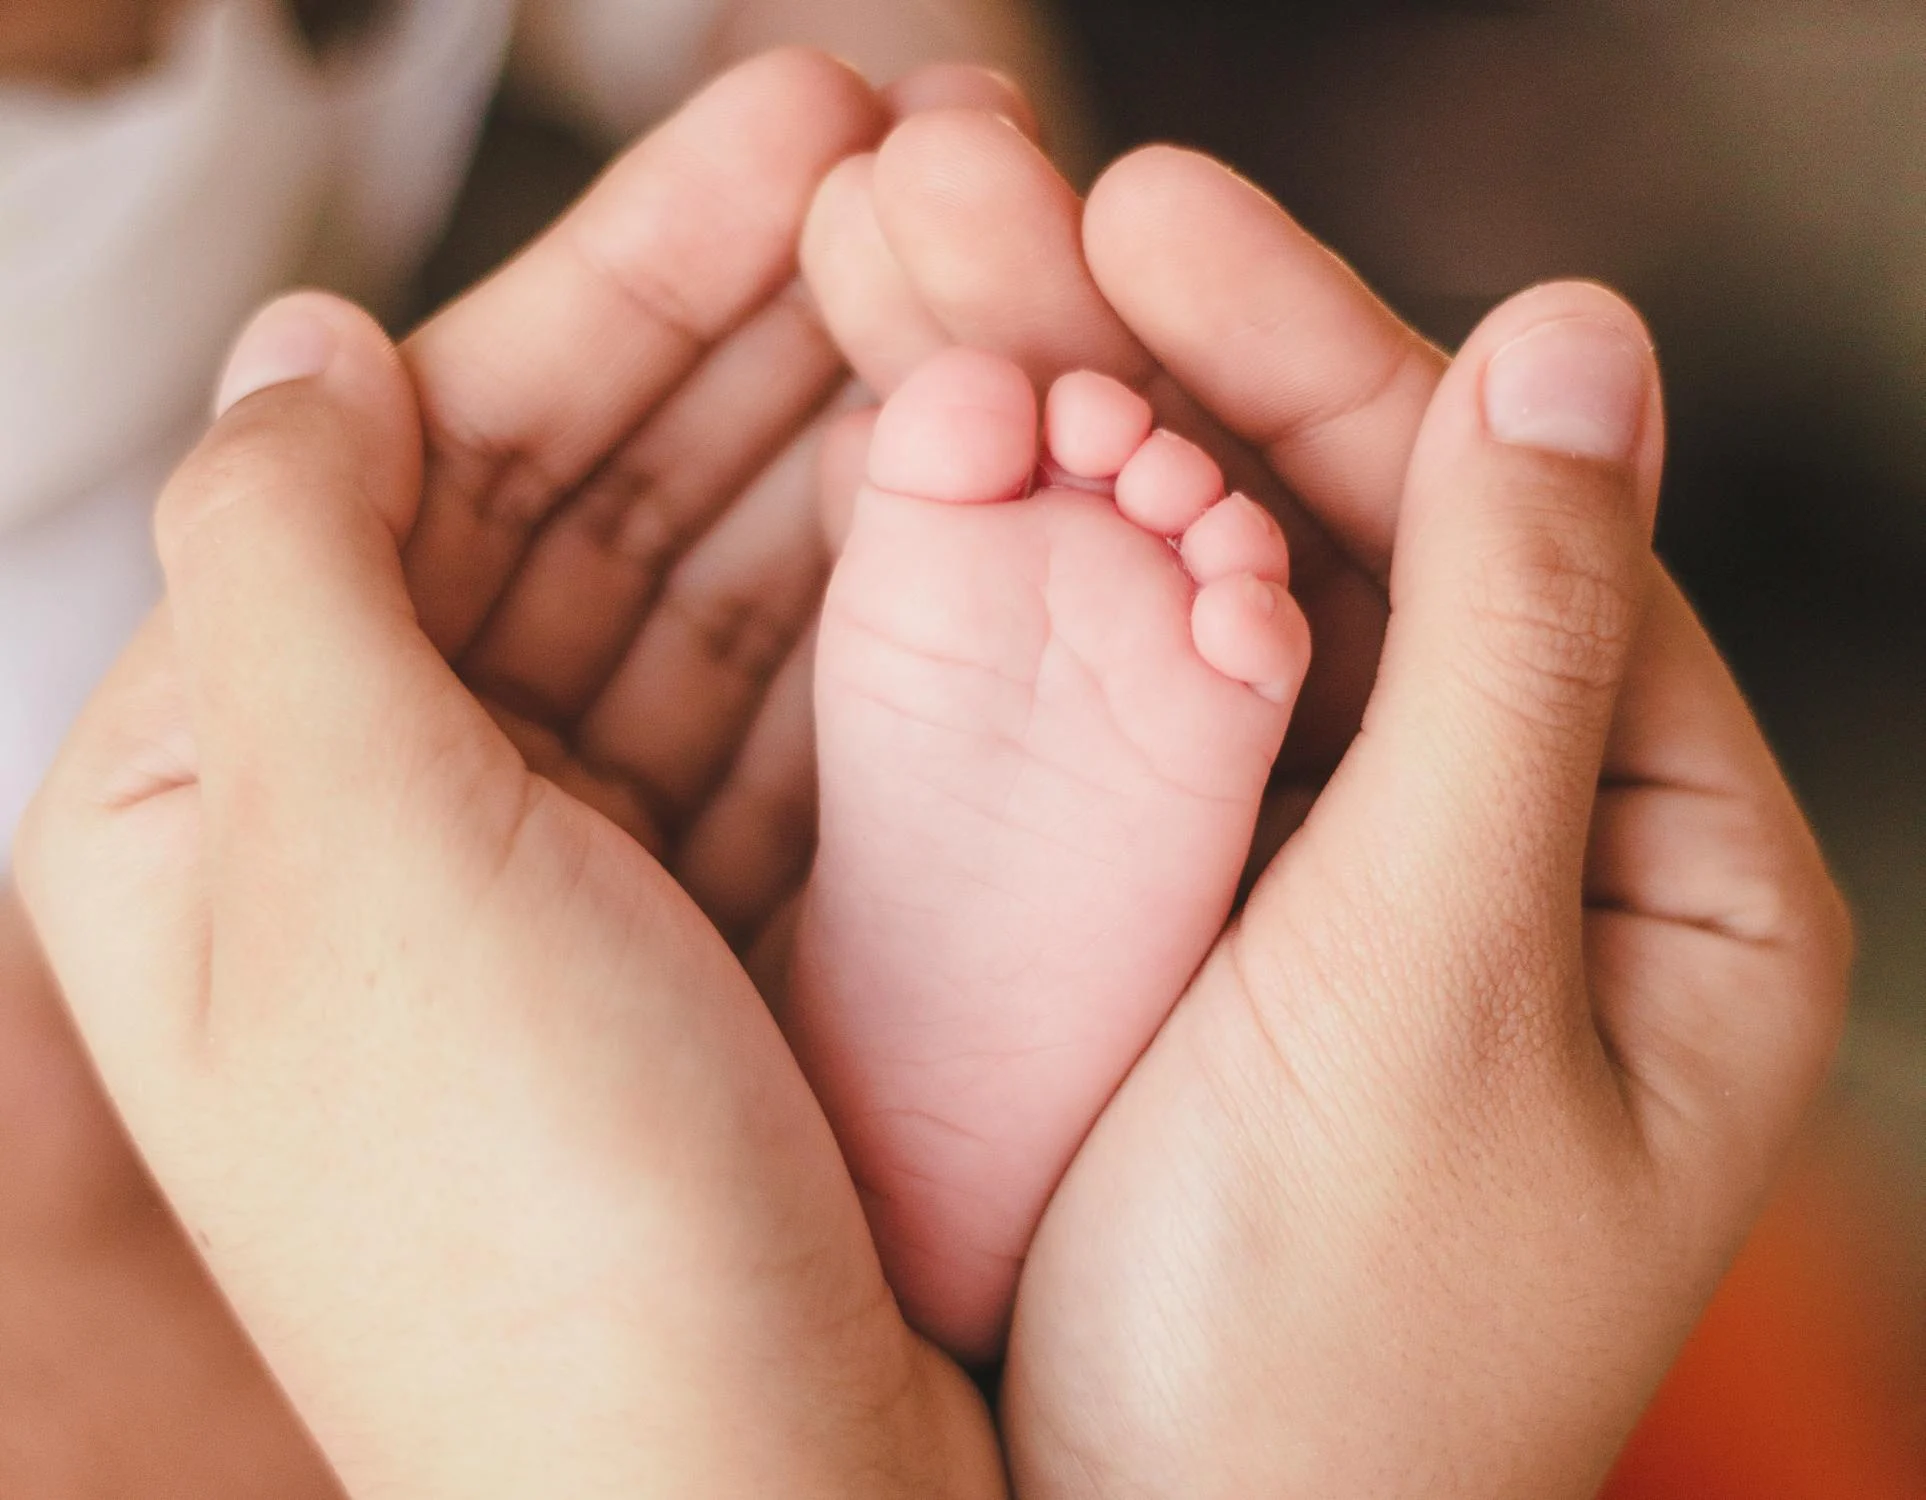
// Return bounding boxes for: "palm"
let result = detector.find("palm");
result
[386,56,908,962]
[373,681,912,1379]
[402,285,840,959]
[21,467,990,1498]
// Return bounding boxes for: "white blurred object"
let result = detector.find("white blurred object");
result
[0,0,1056,863]
[0,0,519,861]
[0,1,326,536]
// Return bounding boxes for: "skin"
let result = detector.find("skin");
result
[18,270,1005,1500]
[0,49,1030,1498]
[791,351,1306,1360]
[8,55,1847,1500]
[0,0,176,84]
[802,112,1852,1497]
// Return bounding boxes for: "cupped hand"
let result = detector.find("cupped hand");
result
[15,285,1003,1500]
[399,53,1040,970]
[13,50,1025,1498]
[810,118,1850,1497]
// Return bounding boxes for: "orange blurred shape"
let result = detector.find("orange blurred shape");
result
[1603,1121,1926,1500]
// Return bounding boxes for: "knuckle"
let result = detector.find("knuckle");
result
[1720,793,1857,987]
[571,453,672,561]
[155,424,287,564]
[157,398,351,564]
[668,580,796,686]
[606,481,679,566]
[1817,871,1858,981]
[1699,795,1854,1088]
[422,412,565,532]
[1461,490,1643,723]
[577,229,713,350]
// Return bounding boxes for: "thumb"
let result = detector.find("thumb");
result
[1287,283,1664,950]
[18,293,452,1073]
[157,292,488,855]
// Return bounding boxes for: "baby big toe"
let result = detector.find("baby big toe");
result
[1192,574,1311,705]
[868,348,1039,505]
[1114,429,1224,535]
[1043,370,1154,484]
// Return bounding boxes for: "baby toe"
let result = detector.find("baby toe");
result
[1044,370,1154,482]
[869,348,1038,505]
[1192,573,1311,705]
[1114,430,1224,536]
[1180,492,1291,587]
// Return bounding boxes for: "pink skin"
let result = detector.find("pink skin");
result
[788,348,1311,1363]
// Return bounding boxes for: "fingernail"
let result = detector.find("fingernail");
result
[1483,317,1649,463]
[214,296,339,417]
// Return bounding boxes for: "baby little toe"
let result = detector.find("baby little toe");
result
[1192,573,1311,705]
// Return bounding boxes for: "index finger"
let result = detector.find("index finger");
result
[401,48,887,654]
[1083,145,1446,583]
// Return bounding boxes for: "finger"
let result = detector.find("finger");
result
[803,154,951,393]
[1241,284,1665,1021]
[885,63,1040,140]
[402,49,885,656]
[578,425,829,836]
[155,294,491,855]
[1083,145,1447,581]
[871,108,1149,386]
[870,109,1388,773]
[674,623,819,950]
[1359,283,1663,892]
[460,286,844,722]
[864,111,1362,578]
[1585,577,1851,1156]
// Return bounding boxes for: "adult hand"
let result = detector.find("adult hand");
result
[807,119,1850,1497]
[13,50,1028,1498]
[401,54,1040,976]
[14,284,1002,1498]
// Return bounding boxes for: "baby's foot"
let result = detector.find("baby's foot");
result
[789,349,1310,1361]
